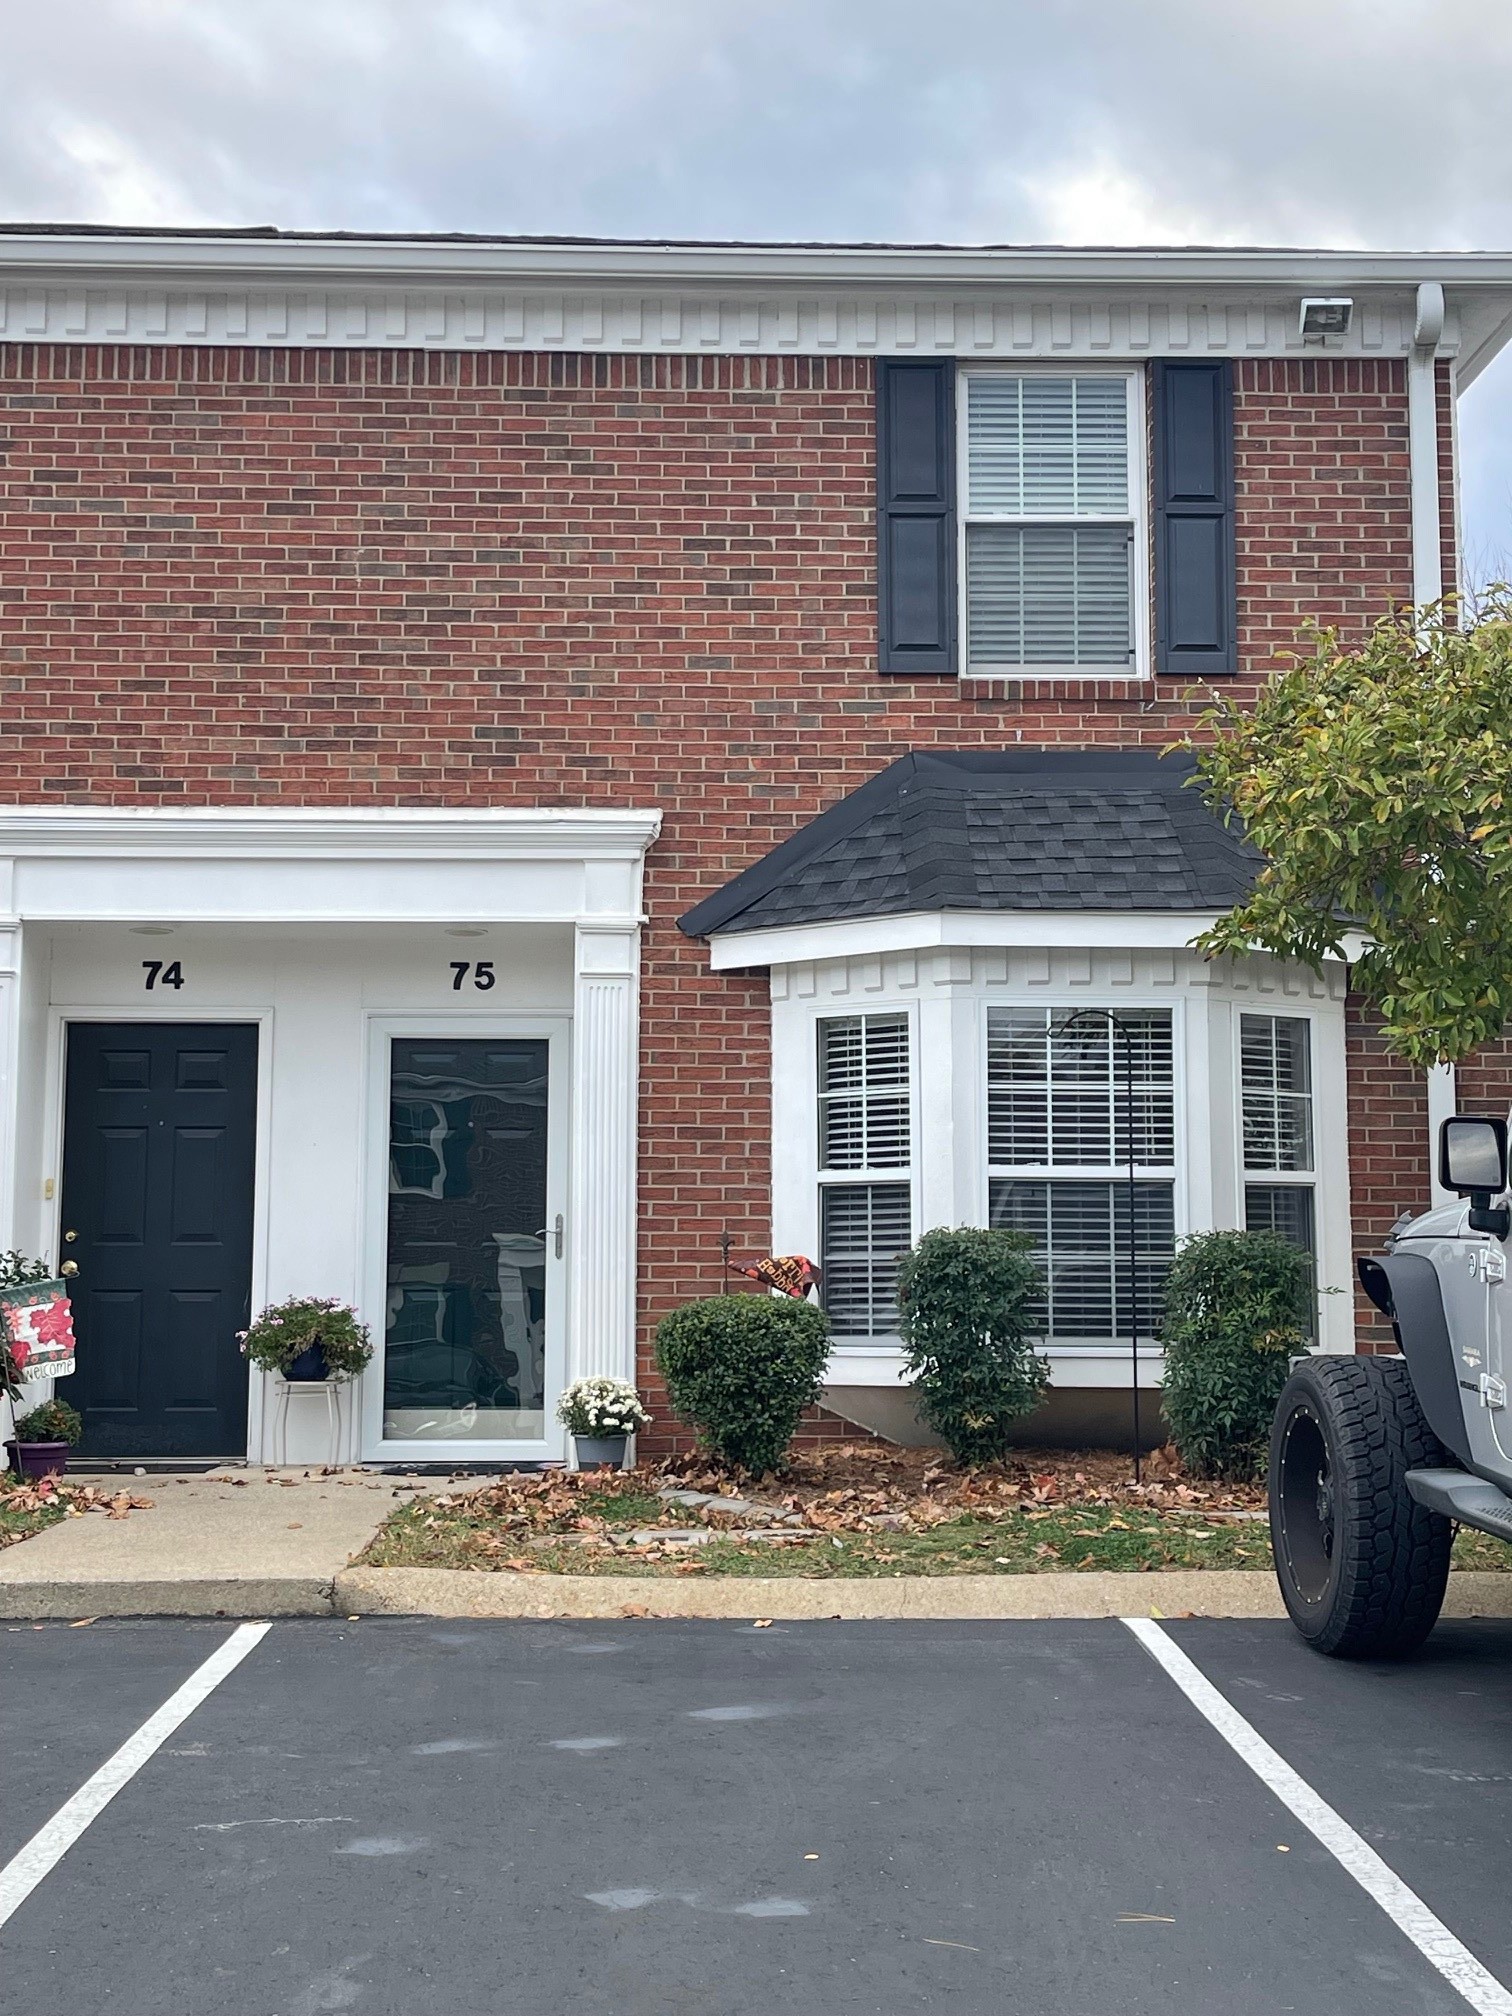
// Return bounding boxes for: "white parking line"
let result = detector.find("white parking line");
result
[0,1620,271,1933]
[1124,1616,1512,2016]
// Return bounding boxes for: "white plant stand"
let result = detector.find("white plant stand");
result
[271,1377,345,1465]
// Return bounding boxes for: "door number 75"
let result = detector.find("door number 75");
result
[449,960,496,991]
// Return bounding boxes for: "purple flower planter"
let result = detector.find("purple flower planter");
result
[6,1438,70,1481]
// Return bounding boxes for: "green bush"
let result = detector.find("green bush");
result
[896,1227,1050,1465]
[1159,1230,1314,1480]
[654,1293,830,1476]
[14,1398,83,1446]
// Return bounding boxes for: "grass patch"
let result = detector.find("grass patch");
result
[0,1476,71,1549]
[359,1447,1512,1581]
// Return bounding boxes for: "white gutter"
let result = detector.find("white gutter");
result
[5,231,1512,292]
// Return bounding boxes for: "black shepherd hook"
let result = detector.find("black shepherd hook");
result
[1051,1008,1146,1487]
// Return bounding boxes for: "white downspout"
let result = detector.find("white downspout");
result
[1409,283,1456,1202]
[1408,279,1446,612]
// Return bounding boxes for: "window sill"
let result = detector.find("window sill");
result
[960,674,1156,704]
[822,1344,1165,1390]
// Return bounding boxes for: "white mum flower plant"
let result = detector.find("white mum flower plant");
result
[556,1376,651,1438]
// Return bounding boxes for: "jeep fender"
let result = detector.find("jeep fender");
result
[1357,1253,1474,1470]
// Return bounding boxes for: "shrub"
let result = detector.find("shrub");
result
[557,1377,651,1438]
[14,1398,83,1446]
[654,1293,830,1476]
[1159,1230,1314,1480]
[896,1227,1050,1465]
[238,1296,373,1381]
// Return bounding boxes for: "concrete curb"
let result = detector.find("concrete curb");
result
[333,1565,1512,1622]
[4,1567,1511,1623]
[0,1577,335,1619]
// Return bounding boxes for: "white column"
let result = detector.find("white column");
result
[568,923,641,1390]
[0,918,23,1254]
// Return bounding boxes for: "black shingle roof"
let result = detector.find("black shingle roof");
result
[677,749,1260,940]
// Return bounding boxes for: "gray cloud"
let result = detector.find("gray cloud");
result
[3,0,1512,562]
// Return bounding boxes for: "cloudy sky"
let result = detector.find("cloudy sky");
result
[6,0,1512,573]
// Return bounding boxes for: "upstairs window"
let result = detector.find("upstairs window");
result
[816,1014,912,1338]
[986,1008,1176,1345]
[963,370,1140,674]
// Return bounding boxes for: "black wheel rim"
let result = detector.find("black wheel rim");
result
[1276,1403,1336,1605]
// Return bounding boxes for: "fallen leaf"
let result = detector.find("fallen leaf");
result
[287,1521,303,1530]
[620,1603,650,1618]
[69,1616,95,1628]
[753,1619,773,1629]
[922,1938,980,1952]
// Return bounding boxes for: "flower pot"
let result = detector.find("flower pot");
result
[283,1341,331,1382]
[573,1434,628,1470]
[8,1438,70,1481]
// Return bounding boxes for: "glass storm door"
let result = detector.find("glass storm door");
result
[382,1036,552,1445]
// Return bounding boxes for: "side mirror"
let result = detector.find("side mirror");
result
[1440,1115,1511,1237]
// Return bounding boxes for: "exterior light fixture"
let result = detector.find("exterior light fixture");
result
[1299,296,1353,341]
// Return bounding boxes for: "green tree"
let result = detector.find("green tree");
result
[1187,603,1512,1066]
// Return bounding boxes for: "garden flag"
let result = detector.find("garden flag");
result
[0,1280,76,1383]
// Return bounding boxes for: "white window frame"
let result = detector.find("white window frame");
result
[956,362,1150,681]
[784,1001,921,1352]
[1236,1008,1321,1288]
[980,999,1184,1350]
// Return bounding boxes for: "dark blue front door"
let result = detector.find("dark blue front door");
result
[59,1022,258,1458]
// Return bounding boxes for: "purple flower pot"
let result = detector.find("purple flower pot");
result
[7,1439,70,1480]
[283,1341,330,1382]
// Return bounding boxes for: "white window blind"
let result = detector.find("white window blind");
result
[817,1014,912,1337]
[1241,1015,1314,1173]
[986,1007,1176,1346]
[963,371,1136,673]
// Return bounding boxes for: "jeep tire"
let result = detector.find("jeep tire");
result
[1269,1355,1452,1658]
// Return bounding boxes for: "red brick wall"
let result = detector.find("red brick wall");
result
[0,344,1426,1440]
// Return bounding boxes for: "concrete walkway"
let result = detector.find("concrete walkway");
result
[0,1469,424,1617]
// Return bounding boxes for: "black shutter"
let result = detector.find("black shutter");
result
[877,359,956,674]
[1153,359,1236,674]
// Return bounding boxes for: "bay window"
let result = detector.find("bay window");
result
[1241,1013,1317,1267]
[985,1008,1176,1345]
[816,1012,912,1337]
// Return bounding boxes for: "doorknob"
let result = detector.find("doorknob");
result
[60,1260,79,1278]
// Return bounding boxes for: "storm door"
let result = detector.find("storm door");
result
[381,1036,554,1445]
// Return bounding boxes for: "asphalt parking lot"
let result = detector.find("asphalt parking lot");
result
[2,1616,1512,2015]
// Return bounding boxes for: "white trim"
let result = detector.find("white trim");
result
[826,1343,1166,1391]
[711,909,1363,972]
[3,234,1510,370]
[956,362,1148,680]
[359,1012,571,1466]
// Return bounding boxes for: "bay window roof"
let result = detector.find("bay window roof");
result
[678,748,1260,939]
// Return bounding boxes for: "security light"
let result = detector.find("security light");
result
[1299,296,1354,341]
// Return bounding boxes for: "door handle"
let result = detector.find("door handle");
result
[533,1215,565,1259]
[60,1260,79,1278]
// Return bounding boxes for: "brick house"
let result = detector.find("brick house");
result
[0,227,1507,1464]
